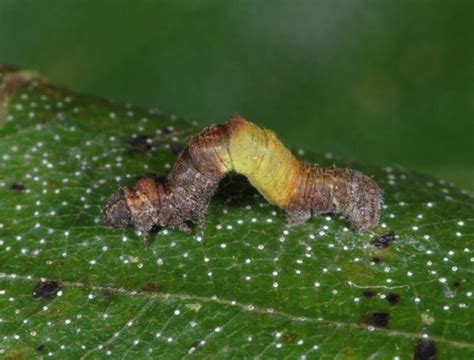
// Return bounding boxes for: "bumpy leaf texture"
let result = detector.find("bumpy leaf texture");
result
[0,67,473,359]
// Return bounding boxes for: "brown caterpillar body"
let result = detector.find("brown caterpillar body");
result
[103,115,383,245]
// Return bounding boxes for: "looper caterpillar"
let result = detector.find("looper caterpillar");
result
[103,115,383,245]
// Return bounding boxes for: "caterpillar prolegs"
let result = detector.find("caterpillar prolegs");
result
[103,115,383,245]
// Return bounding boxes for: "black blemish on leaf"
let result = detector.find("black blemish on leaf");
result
[372,231,396,248]
[188,340,202,354]
[370,256,382,264]
[35,345,45,353]
[360,312,390,328]
[414,338,437,360]
[11,182,26,192]
[190,341,199,347]
[32,281,61,300]
[386,292,400,305]
[102,290,115,301]
[140,283,162,293]
[169,142,183,155]
[451,280,461,289]
[363,290,377,298]
[127,134,153,153]
[97,284,116,301]
[47,179,61,189]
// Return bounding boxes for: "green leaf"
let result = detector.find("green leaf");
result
[0,67,473,359]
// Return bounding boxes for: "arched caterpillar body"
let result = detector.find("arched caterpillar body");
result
[104,115,383,244]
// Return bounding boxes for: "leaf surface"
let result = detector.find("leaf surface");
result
[0,68,473,359]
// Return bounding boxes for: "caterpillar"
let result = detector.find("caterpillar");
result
[103,115,383,245]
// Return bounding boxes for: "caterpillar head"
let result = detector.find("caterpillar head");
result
[103,189,132,229]
[103,177,166,236]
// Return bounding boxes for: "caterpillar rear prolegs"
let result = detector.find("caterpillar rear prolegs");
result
[103,115,383,245]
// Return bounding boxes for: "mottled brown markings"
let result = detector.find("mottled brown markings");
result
[372,230,396,248]
[127,134,154,153]
[386,292,400,305]
[360,312,390,328]
[414,338,437,360]
[104,115,383,245]
[11,182,26,192]
[32,280,61,300]
[135,173,166,185]
[362,290,377,298]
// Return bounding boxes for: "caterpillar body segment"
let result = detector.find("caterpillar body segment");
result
[226,116,301,207]
[103,115,383,244]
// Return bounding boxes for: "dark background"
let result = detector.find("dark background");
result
[0,0,472,190]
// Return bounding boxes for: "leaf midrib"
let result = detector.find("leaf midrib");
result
[1,271,472,350]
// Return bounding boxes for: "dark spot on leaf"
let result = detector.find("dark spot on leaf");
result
[11,182,26,192]
[370,256,382,264]
[386,292,400,305]
[361,312,390,328]
[47,179,61,188]
[451,280,461,289]
[280,332,297,344]
[35,345,45,353]
[32,281,61,300]
[127,134,153,153]
[414,338,437,360]
[372,231,396,248]
[101,290,115,301]
[169,142,183,155]
[140,283,162,293]
[97,284,116,301]
[363,290,377,298]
